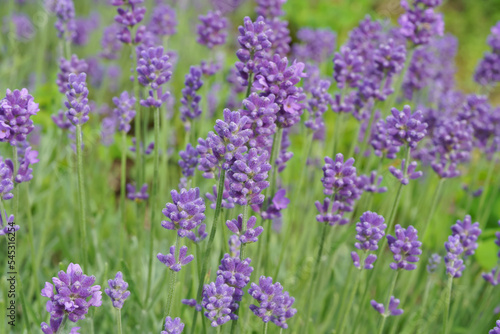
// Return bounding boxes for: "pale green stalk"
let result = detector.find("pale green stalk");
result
[117,309,123,334]
[239,205,250,259]
[120,131,127,259]
[443,276,453,334]
[264,322,269,334]
[75,124,88,271]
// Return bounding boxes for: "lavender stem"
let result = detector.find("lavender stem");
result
[75,124,88,271]
[117,309,123,334]
[120,131,127,259]
[443,276,453,334]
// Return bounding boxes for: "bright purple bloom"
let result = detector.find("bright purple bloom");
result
[40,263,102,326]
[370,119,400,159]
[389,159,423,185]
[185,224,207,244]
[314,197,348,226]
[148,4,177,37]
[112,0,146,44]
[450,215,481,257]
[206,182,235,209]
[179,143,199,178]
[304,79,334,134]
[0,88,39,146]
[402,46,434,100]
[385,105,427,149]
[180,66,204,127]
[426,253,441,273]
[157,245,194,272]
[226,215,264,244]
[15,146,39,183]
[126,183,149,202]
[333,46,365,89]
[64,73,90,126]
[373,38,407,77]
[254,187,290,220]
[356,171,387,193]
[264,17,291,58]
[202,275,235,327]
[226,148,272,206]
[444,235,465,278]
[370,296,404,316]
[482,269,500,286]
[196,10,228,49]
[54,0,76,40]
[475,52,500,86]
[161,316,184,334]
[136,47,172,108]
[241,93,279,149]
[112,91,136,133]
[489,320,500,334]
[0,211,18,235]
[351,212,386,270]
[57,55,88,94]
[387,224,422,271]
[104,272,130,309]
[399,1,444,46]
[161,188,206,237]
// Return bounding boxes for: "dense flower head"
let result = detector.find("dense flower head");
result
[332,47,364,89]
[113,0,146,44]
[161,187,206,237]
[100,24,123,59]
[351,211,386,270]
[444,235,465,278]
[370,296,404,316]
[157,245,194,272]
[180,66,203,125]
[373,38,407,77]
[389,159,423,185]
[0,211,18,236]
[185,224,207,244]
[197,10,228,49]
[264,18,291,58]
[387,224,422,271]
[225,148,271,206]
[255,0,286,18]
[104,272,130,309]
[293,28,336,63]
[41,263,102,324]
[112,91,136,133]
[217,254,253,317]
[235,16,272,86]
[488,21,500,52]
[241,93,279,148]
[0,158,14,201]
[402,46,434,100]
[370,119,400,159]
[15,146,39,183]
[41,319,80,334]
[126,183,148,202]
[148,4,177,37]
[161,316,184,334]
[321,154,361,211]
[426,253,441,273]
[450,215,481,257]
[64,73,91,126]
[202,275,235,327]
[304,79,334,133]
[399,1,444,46]
[136,47,172,108]
[0,88,39,146]
[253,54,306,128]
[385,105,428,149]
[178,143,199,178]
[356,171,387,193]
[226,215,264,244]
[54,0,76,40]
[474,52,500,86]
[315,198,349,226]
[346,15,383,64]
[206,182,235,209]
[248,276,296,328]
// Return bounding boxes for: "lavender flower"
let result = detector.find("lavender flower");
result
[157,245,194,272]
[126,183,149,202]
[202,275,235,327]
[104,272,130,309]
[180,66,203,127]
[385,105,427,149]
[226,215,264,244]
[40,263,102,326]
[444,235,465,278]
[356,171,387,193]
[4,13,35,41]
[489,320,500,334]
[255,0,286,18]
[161,188,206,237]
[100,24,123,59]
[64,73,90,126]
[0,88,39,146]
[293,28,336,63]
[426,253,441,273]
[304,80,334,134]
[373,38,407,77]
[387,224,422,271]
[148,4,177,37]
[474,52,500,86]
[112,91,136,133]
[57,55,88,94]
[333,47,365,89]
[0,159,14,201]
[197,10,228,49]
[389,159,423,185]
[351,211,387,270]
[399,1,444,46]
[14,146,39,183]
[161,316,184,334]
[226,148,272,206]
[241,93,279,149]
[136,47,172,108]
[0,211,18,235]
[185,224,207,243]
[370,296,404,316]
[370,119,400,159]
[178,143,199,178]
[112,0,146,44]
[206,182,235,209]
[229,234,241,257]
[482,269,500,286]
[54,0,76,40]
[264,17,291,58]
[450,215,481,257]
[255,187,290,220]
[182,299,202,312]
[314,198,348,226]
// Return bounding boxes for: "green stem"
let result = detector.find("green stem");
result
[377,271,399,334]
[337,268,361,333]
[217,326,222,334]
[165,235,180,317]
[478,154,496,228]
[24,183,38,297]
[422,178,445,241]
[264,322,268,334]
[191,170,226,334]
[117,308,123,334]
[120,131,127,259]
[239,204,250,260]
[75,125,88,271]
[245,73,254,98]
[55,315,68,334]
[443,276,453,334]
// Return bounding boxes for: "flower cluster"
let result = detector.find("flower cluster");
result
[112,91,136,133]
[371,296,404,316]
[202,275,235,327]
[351,211,387,270]
[161,316,185,334]
[197,10,228,49]
[136,47,172,108]
[0,88,39,146]
[64,73,91,126]
[399,0,444,46]
[450,215,481,257]
[293,28,336,63]
[180,66,204,127]
[54,0,76,40]
[475,21,500,86]
[482,221,500,286]
[444,235,465,278]
[387,225,422,271]
[104,272,130,309]
[161,188,206,237]
[111,0,146,44]
[126,183,148,202]
[179,143,199,178]
[226,215,264,244]
[157,245,194,272]
[56,55,88,94]
[148,4,177,37]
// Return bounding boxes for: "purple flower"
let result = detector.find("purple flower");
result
[399,2,444,46]
[202,275,235,327]
[241,93,279,149]
[104,272,130,309]
[157,245,194,272]
[264,17,291,58]
[100,24,123,59]
[254,187,290,220]
[333,46,365,89]
[248,276,297,328]
[482,269,500,286]
[161,188,206,237]
[64,73,90,126]
[161,316,184,334]
[304,80,334,134]
[196,10,228,49]
[57,55,88,94]
[72,15,99,46]
[201,60,223,77]
[426,253,441,273]
[112,91,136,133]
[444,235,465,278]
[41,319,80,334]
[489,320,500,334]
[387,224,422,271]
[370,296,404,316]
[0,88,39,146]
[385,105,427,149]
[206,182,235,209]
[402,47,434,100]
[178,143,199,178]
[182,299,202,312]
[112,0,147,44]
[0,211,18,236]
[373,38,407,77]
[314,198,348,226]
[255,0,286,18]
[0,158,14,201]
[235,16,272,87]
[229,234,241,258]
[54,0,76,40]
[126,183,148,202]
[389,159,423,185]
[180,66,203,127]
[450,215,481,257]
[185,224,207,244]
[136,47,172,108]
[226,215,264,244]
[351,211,386,270]
[148,4,177,37]
[370,119,400,159]
[226,148,272,206]
[4,13,35,41]
[14,146,39,183]
[130,138,154,155]
[40,263,102,325]
[293,28,336,63]
[474,52,500,86]
[356,171,387,193]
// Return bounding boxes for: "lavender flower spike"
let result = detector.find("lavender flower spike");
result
[112,91,136,133]
[226,215,264,244]
[126,183,149,202]
[450,215,481,257]
[385,105,427,149]
[427,253,441,273]
[351,211,386,270]
[444,235,465,278]
[0,211,18,235]
[157,245,194,272]
[161,188,206,237]
[136,47,172,108]
[64,73,91,126]
[389,159,423,185]
[161,316,185,334]
[489,320,500,334]
[104,272,131,309]
[387,224,422,271]
[197,10,228,49]
[370,296,404,316]
[202,275,235,327]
